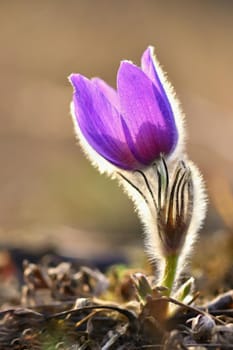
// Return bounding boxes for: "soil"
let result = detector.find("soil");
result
[0,251,232,350]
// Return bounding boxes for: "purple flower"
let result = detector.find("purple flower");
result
[69,47,178,170]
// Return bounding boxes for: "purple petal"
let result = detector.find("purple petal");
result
[117,62,178,165]
[69,74,141,170]
[91,77,119,110]
[141,46,164,94]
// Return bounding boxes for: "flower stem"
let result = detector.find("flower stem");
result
[161,254,178,296]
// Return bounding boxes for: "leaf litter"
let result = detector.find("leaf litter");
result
[0,256,232,349]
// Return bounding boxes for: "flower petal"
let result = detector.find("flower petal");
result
[141,46,164,94]
[91,77,119,110]
[117,61,178,165]
[69,74,140,169]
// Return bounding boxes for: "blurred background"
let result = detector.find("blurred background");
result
[0,0,233,277]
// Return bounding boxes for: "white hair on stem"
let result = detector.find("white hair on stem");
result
[116,160,177,280]
[117,168,164,278]
[175,160,207,281]
[117,158,207,291]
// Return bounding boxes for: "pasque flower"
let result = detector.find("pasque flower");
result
[69,47,207,301]
[69,47,182,171]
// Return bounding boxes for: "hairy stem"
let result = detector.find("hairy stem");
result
[161,254,178,296]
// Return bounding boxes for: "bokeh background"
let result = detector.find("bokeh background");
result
[0,0,233,274]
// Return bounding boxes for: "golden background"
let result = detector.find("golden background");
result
[0,0,232,266]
